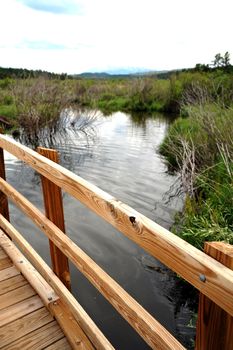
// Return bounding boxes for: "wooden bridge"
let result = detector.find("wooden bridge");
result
[0,133,232,349]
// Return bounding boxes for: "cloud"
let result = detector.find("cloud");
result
[17,0,83,15]
[16,40,66,50]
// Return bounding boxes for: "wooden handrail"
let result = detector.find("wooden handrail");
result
[0,134,233,318]
[0,179,184,350]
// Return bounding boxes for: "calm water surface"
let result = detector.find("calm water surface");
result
[4,111,196,349]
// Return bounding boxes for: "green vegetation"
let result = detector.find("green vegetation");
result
[1,53,233,250]
[160,72,233,249]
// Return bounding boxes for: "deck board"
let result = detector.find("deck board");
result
[0,295,44,327]
[44,337,72,350]
[2,321,66,350]
[0,236,96,350]
[0,257,12,271]
[0,283,36,311]
[0,307,54,347]
[0,274,27,295]
[0,266,20,282]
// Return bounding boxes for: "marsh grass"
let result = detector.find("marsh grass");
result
[160,81,233,249]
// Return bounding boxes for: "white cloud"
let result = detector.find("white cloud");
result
[0,0,232,73]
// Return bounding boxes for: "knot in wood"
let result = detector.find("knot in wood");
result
[129,216,136,224]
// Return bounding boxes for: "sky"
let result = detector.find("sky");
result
[0,0,232,74]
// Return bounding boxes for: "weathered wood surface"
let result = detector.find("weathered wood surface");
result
[0,256,12,270]
[0,223,113,350]
[0,283,36,311]
[196,242,233,350]
[49,299,94,349]
[0,215,184,349]
[44,337,72,350]
[37,147,71,290]
[0,307,54,347]
[0,265,20,281]
[0,274,27,295]
[0,133,9,222]
[0,295,44,327]
[0,135,232,319]
[0,231,99,350]
[3,321,66,350]
[0,247,71,349]
[0,231,59,307]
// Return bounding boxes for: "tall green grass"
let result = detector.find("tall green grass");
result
[160,103,233,249]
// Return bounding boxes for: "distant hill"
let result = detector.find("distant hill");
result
[0,65,184,81]
[73,69,177,80]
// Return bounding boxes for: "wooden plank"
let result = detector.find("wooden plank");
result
[0,256,12,270]
[0,307,53,347]
[0,283,36,310]
[0,266,20,282]
[196,242,233,350]
[44,337,72,350]
[0,224,113,350]
[0,248,7,259]
[0,135,232,318]
[0,274,27,295]
[0,215,183,349]
[0,295,43,327]
[3,321,64,350]
[0,133,10,222]
[49,299,94,349]
[0,233,59,307]
[37,147,70,290]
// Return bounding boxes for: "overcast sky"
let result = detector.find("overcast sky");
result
[0,0,232,74]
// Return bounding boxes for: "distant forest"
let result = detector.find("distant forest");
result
[0,52,232,80]
[0,67,69,80]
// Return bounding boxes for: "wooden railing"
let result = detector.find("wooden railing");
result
[0,133,232,349]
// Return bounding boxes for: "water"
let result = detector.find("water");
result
[4,111,197,349]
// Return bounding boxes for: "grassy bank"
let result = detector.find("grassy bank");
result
[1,65,233,249]
[160,103,233,249]
[1,67,233,124]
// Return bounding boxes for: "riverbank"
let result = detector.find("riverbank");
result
[1,67,233,252]
[1,67,233,127]
[160,102,233,250]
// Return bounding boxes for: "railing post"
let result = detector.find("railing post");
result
[196,242,233,350]
[37,147,71,290]
[0,129,10,222]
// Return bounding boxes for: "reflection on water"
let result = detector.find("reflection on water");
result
[5,111,197,349]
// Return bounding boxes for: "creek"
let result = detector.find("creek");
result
[4,110,197,349]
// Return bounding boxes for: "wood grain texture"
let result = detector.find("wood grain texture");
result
[0,221,114,350]
[44,337,72,350]
[37,147,70,290]
[49,299,94,349]
[0,135,232,319]
[0,307,53,347]
[196,242,233,350]
[0,232,59,307]
[0,266,20,282]
[2,320,64,350]
[0,209,183,349]
[0,284,36,310]
[0,248,7,259]
[0,144,10,222]
[0,295,43,327]
[0,274,27,295]
[0,256,12,270]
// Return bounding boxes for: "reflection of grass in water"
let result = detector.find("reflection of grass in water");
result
[16,108,99,149]
[168,275,198,350]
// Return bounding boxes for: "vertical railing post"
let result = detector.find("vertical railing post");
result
[0,129,10,222]
[37,147,71,290]
[196,242,233,350]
